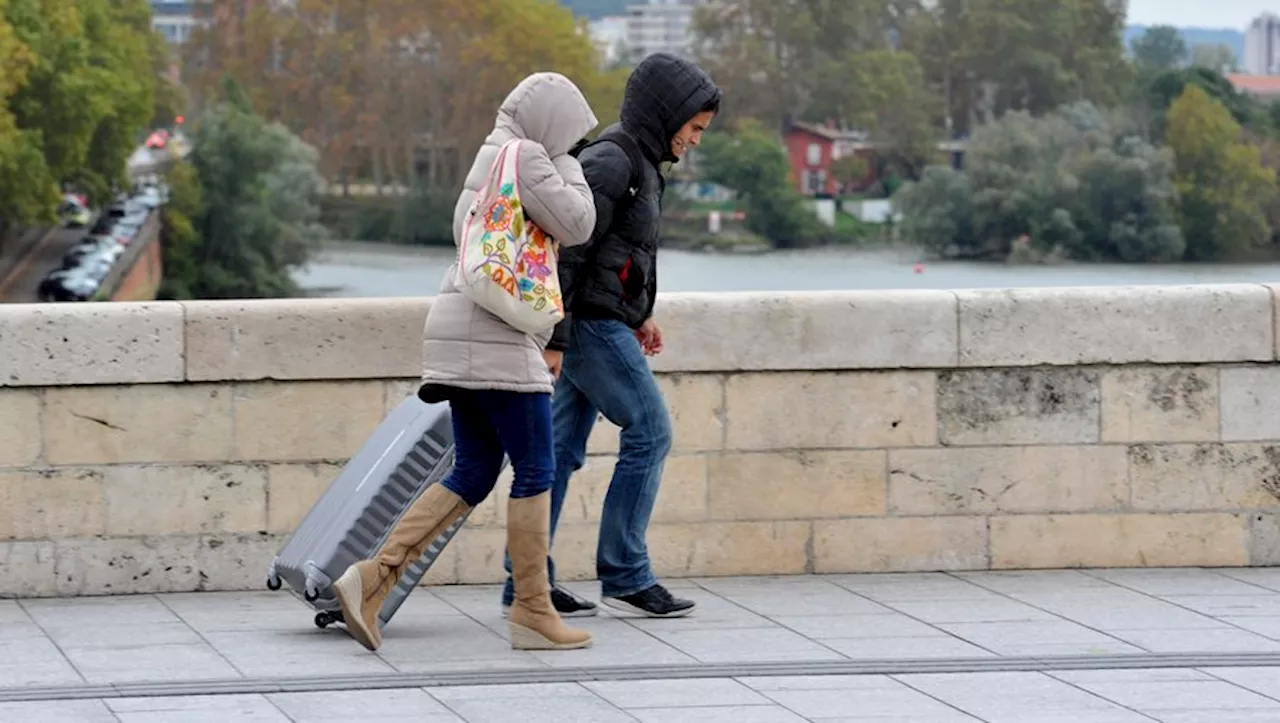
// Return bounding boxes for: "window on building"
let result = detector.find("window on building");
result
[805,170,826,194]
[806,142,821,166]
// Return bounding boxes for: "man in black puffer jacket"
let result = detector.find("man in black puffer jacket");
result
[499,52,721,620]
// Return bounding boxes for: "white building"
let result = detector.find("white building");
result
[588,16,628,68]
[150,0,206,45]
[623,0,710,64]
[1244,12,1280,75]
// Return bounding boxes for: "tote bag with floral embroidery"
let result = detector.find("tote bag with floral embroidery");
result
[454,139,564,336]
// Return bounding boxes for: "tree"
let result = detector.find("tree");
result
[1190,43,1237,74]
[694,0,940,169]
[1130,25,1189,75]
[895,101,1183,262]
[162,79,328,299]
[188,0,620,197]
[904,0,1132,137]
[698,119,824,248]
[1143,66,1268,138]
[0,0,48,234]
[1166,85,1277,261]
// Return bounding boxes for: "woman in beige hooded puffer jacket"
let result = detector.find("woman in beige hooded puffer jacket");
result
[333,73,599,653]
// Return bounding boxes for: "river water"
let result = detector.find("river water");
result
[293,241,1280,297]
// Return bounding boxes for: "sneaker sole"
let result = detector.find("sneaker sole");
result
[333,568,379,651]
[601,596,696,619]
[502,605,598,619]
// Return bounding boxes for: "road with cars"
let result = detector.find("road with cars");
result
[0,181,169,303]
[0,225,94,302]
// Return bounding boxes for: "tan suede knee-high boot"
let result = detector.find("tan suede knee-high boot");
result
[333,483,470,651]
[507,491,593,650]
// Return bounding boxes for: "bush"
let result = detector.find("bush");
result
[895,101,1183,262]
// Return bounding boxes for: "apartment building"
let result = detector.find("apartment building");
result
[622,0,710,63]
[1244,12,1280,75]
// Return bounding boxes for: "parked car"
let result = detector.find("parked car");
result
[61,237,123,270]
[39,268,101,302]
[57,194,92,227]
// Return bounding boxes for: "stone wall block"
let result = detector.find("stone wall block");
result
[938,368,1100,445]
[726,371,937,450]
[184,297,430,382]
[958,284,1273,366]
[1101,367,1219,443]
[0,302,184,387]
[652,290,959,372]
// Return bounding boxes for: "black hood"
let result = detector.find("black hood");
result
[619,53,722,166]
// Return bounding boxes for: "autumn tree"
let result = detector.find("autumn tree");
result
[1166,85,1277,261]
[904,0,1132,137]
[188,0,622,198]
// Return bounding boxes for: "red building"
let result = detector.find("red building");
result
[782,120,876,197]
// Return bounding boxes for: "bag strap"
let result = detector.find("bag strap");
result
[572,128,645,197]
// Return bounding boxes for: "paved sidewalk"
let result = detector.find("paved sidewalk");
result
[5,568,1280,721]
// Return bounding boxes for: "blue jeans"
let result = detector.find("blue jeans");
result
[502,318,673,602]
[439,390,554,506]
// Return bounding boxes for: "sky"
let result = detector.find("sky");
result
[1127,0,1277,28]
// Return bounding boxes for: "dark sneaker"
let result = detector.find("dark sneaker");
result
[602,584,695,618]
[502,585,599,618]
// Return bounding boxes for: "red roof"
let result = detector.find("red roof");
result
[1226,74,1280,96]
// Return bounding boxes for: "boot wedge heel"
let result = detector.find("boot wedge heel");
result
[509,621,593,650]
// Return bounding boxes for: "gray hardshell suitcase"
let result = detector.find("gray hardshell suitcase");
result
[266,394,469,630]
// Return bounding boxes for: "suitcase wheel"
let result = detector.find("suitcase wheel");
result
[304,587,319,602]
[315,611,344,629]
[266,574,282,591]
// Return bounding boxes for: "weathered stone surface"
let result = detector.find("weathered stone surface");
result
[1128,444,1280,511]
[104,465,268,536]
[0,389,41,466]
[384,379,422,415]
[647,521,811,577]
[43,384,233,465]
[890,446,1128,515]
[1248,512,1280,565]
[0,540,57,597]
[708,451,886,520]
[184,297,430,382]
[1271,284,1280,361]
[958,284,1273,366]
[557,454,708,525]
[938,369,1100,445]
[55,535,202,595]
[197,533,287,591]
[814,517,988,573]
[1220,366,1280,441]
[232,380,385,461]
[265,463,343,534]
[990,513,1249,568]
[652,290,959,372]
[0,302,184,387]
[725,371,936,450]
[1101,367,1219,443]
[0,469,104,540]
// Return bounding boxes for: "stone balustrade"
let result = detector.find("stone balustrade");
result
[2,283,1278,597]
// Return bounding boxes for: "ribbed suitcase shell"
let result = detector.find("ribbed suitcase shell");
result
[266,395,467,629]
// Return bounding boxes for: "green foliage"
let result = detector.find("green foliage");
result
[159,88,328,299]
[896,101,1183,262]
[1143,66,1270,138]
[1166,85,1278,261]
[698,120,825,248]
[1130,25,1189,76]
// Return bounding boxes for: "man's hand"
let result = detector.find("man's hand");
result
[635,318,664,356]
[543,349,563,378]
